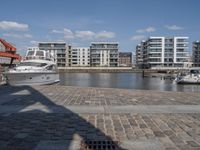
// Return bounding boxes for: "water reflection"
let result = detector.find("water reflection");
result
[59,72,200,92]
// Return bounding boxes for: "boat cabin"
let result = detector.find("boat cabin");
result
[25,50,54,61]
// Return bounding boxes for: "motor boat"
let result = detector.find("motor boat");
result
[175,69,200,84]
[4,49,60,85]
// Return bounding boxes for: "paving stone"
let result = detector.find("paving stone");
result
[120,139,165,150]
[0,85,200,150]
[186,140,200,147]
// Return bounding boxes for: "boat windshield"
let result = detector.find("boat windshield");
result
[27,51,35,56]
[190,70,199,74]
[36,51,44,57]
[17,62,47,67]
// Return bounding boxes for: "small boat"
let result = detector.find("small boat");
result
[175,69,200,84]
[4,49,60,85]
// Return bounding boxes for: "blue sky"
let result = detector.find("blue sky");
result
[0,0,200,55]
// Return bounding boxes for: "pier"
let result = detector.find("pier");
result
[0,85,200,150]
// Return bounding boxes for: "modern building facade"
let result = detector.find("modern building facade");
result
[118,52,132,66]
[136,37,190,68]
[192,41,200,67]
[135,44,143,68]
[90,42,119,67]
[38,42,71,67]
[70,47,90,66]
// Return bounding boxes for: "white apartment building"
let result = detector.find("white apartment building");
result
[90,42,118,67]
[70,47,90,66]
[135,43,143,68]
[38,42,71,67]
[137,37,189,68]
[192,41,200,67]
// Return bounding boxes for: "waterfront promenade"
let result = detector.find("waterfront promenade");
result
[0,85,200,150]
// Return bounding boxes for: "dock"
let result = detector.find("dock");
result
[0,85,200,150]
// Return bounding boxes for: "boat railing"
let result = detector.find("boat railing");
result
[25,56,53,61]
[9,68,48,72]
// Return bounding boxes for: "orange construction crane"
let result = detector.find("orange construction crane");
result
[0,38,21,65]
[0,38,17,51]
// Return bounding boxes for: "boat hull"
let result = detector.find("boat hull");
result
[176,80,200,84]
[4,72,60,86]
[175,77,200,84]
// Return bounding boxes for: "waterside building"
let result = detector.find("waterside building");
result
[118,52,132,67]
[90,42,119,67]
[192,41,200,67]
[70,47,90,66]
[135,43,143,68]
[136,37,190,68]
[38,42,71,67]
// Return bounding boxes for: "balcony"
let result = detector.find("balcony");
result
[91,52,101,55]
[148,56,161,59]
[92,61,100,64]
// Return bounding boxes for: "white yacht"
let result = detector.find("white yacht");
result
[175,69,200,84]
[4,49,60,85]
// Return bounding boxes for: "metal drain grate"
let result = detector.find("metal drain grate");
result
[81,140,119,150]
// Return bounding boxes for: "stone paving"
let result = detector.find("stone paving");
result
[0,85,200,150]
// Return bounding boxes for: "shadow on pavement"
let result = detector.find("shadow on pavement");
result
[0,85,127,150]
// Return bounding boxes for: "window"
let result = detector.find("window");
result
[27,51,35,56]
[46,65,53,70]
[18,62,47,67]
[36,51,44,56]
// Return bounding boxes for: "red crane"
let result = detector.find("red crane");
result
[0,38,21,66]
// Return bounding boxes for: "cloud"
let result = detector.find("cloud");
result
[30,40,38,45]
[75,30,95,40]
[165,25,184,30]
[51,29,64,34]
[24,34,32,38]
[0,21,28,31]
[136,26,156,33]
[51,28,116,40]
[63,28,74,39]
[130,35,146,41]
[51,28,74,39]
[95,31,115,39]
[3,33,32,39]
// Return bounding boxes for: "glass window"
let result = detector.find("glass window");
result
[27,51,35,56]
[36,51,44,56]
[46,65,55,70]
[18,62,47,67]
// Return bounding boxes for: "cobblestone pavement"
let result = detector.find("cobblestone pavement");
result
[1,85,200,106]
[0,85,200,150]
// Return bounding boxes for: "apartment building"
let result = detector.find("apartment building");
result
[70,47,90,66]
[90,42,118,67]
[136,37,189,68]
[192,41,200,67]
[38,42,71,67]
[135,43,143,68]
[118,52,132,66]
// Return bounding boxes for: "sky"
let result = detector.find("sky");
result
[0,0,200,55]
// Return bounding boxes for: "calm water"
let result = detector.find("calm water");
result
[59,72,200,92]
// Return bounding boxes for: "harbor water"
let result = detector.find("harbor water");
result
[59,72,200,92]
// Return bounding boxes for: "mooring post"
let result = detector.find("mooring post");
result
[142,70,145,78]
